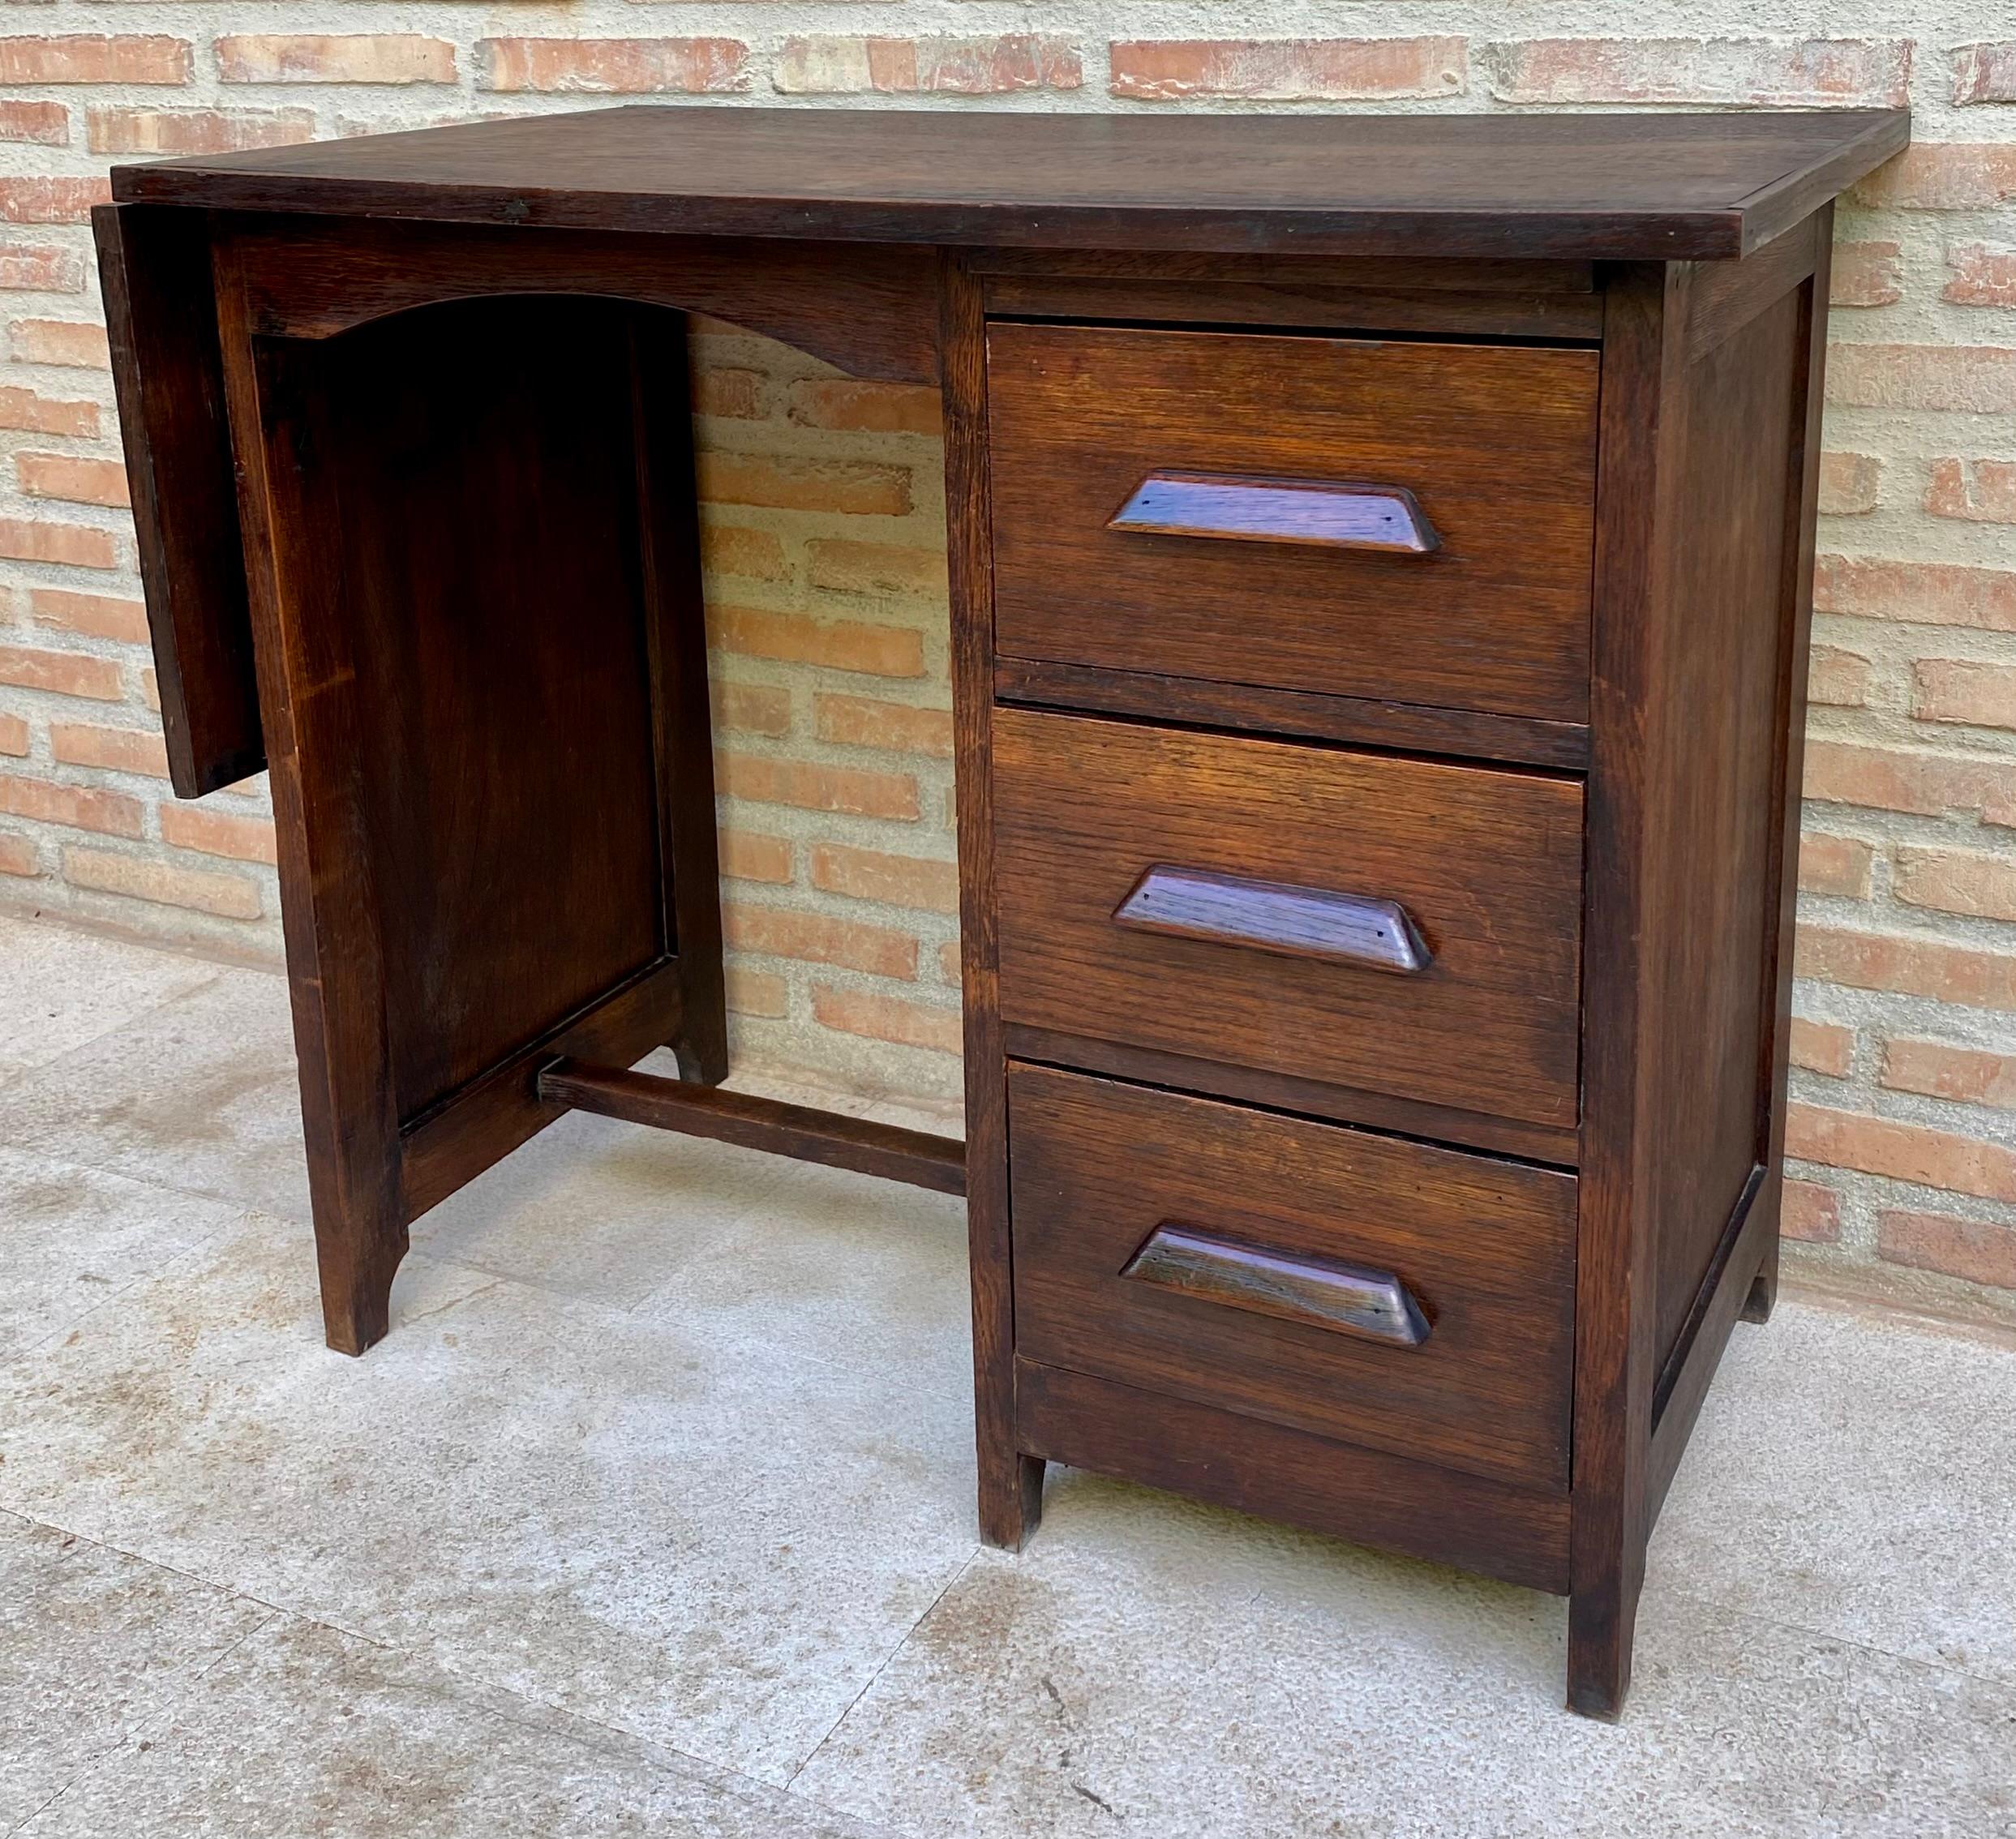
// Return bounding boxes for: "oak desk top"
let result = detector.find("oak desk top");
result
[111,105,1908,260]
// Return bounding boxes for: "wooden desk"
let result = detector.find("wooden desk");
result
[96,105,1909,1717]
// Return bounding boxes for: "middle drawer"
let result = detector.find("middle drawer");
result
[993,707,1584,1134]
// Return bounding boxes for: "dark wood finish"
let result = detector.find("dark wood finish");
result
[1112,865,1431,975]
[1107,473,1439,554]
[93,204,261,797]
[101,111,1892,1721]
[942,253,1045,1549]
[1018,1359,1570,1594]
[993,709,1585,1131]
[1005,1022,1581,1169]
[1121,1224,1431,1350]
[1011,1065,1576,1487]
[117,107,1905,260]
[989,324,1598,723]
[221,213,937,384]
[538,1059,964,1194]
[994,658,1590,772]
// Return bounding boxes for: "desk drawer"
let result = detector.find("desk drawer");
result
[1009,1064,1576,1490]
[986,322,1598,724]
[993,707,1583,1133]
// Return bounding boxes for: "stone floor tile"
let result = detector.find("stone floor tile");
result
[0,1214,980,1787]
[0,1150,241,1364]
[0,1512,272,1828]
[19,1610,894,1839]
[0,915,217,1090]
[0,967,309,1224]
[791,1469,2016,1839]
[1653,1301,2016,1688]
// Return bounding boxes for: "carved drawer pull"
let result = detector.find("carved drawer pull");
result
[1112,865,1432,975]
[1122,1224,1431,1348]
[1107,471,1439,554]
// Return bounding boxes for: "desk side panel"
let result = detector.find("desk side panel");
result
[94,203,263,796]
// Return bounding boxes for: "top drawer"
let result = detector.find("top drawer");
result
[986,324,1599,725]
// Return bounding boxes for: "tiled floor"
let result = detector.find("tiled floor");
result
[2,909,2012,1837]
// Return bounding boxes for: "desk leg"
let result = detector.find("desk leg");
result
[215,281,724,1352]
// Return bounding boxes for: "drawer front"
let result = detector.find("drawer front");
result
[1009,1064,1576,1489]
[993,707,1584,1132]
[986,323,1599,724]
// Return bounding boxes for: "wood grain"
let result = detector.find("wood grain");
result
[1009,1064,1577,1489]
[988,324,1598,722]
[993,709,1585,1131]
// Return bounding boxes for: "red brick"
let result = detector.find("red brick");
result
[698,450,909,516]
[0,829,36,877]
[1789,1017,1854,1078]
[1113,36,1465,101]
[1807,645,1871,706]
[1787,1103,2016,1202]
[813,692,954,757]
[0,242,85,293]
[87,106,317,156]
[811,841,957,913]
[810,983,960,1055]
[0,36,190,85]
[1894,847,2016,922]
[0,774,140,837]
[1913,658,2016,731]
[30,588,146,644]
[62,843,260,920]
[718,828,792,884]
[1925,458,2016,524]
[1853,144,2016,210]
[159,803,277,865]
[17,452,127,509]
[1817,452,1881,516]
[0,385,94,435]
[478,37,746,94]
[715,750,919,821]
[691,367,763,419]
[1802,740,2016,825]
[724,905,916,978]
[1829,242,1902,307]
[710,605,924,679]
[1797,834,1873,898]
[778,35,1082,96]
[12,319,108,368]
[1482,37,1907,107]
[48,722,168,778]
[725,966,788,1018]
[0,178,108,226]
[217,35,455,85]
[1826,345,2016,414]
[711,681,791,737]
[787,379,941,436]
[1881,1038,2016,1109]
[1943,242,2016,308]
[1782,1177,1842,1243]
[1953,42,2016,105]
[1814,555,2016,631]
[700,522,789,583]
[805,538,946,598]
[0,643,122,700]
[0,517,114,570]
[1796,927,2016,1014]
[1877,1211,2016,1290]
[0,102,68,147]
[0,712,25,756]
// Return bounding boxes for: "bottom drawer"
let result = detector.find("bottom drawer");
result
[1008,1063,1576,1490]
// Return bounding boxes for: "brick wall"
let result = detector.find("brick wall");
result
[0,11,2010,1322]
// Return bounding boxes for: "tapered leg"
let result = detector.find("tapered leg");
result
[1567,1561,1641,1720]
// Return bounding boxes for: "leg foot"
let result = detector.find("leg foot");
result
[978,1451,1045,1552]
[315,1224,409,1357]
[1740,1240,1779,1325]
[671,1031,727,1087]
[1567,1582,1637,1720]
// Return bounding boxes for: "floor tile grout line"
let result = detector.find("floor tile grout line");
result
[0,959,229,1101]
[783,1545,984,1796]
